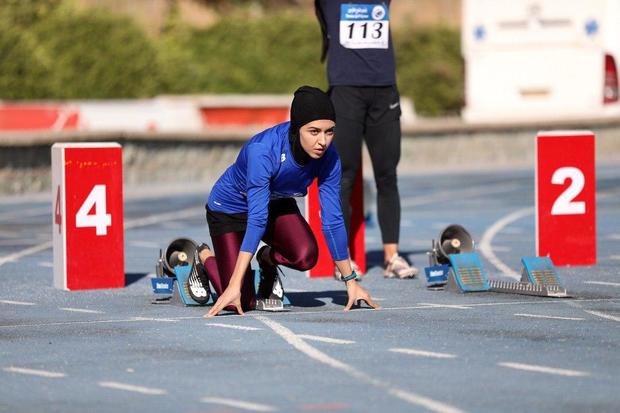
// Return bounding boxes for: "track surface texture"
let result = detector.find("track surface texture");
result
[1,166,619,413]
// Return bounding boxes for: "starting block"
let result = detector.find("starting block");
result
[434,252,569,298]
[446,252,491,292]
[254,270,290,312]
[520,256,563,288]
[487,255,569,298]
[151,265,215,306]
[151,269,291,309]
[488,255,569,297]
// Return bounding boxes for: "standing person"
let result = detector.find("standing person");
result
[315,0,418,279]
[199,86,380,317]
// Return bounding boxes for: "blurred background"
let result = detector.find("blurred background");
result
[0,0,462,115]
[1,0,619,194]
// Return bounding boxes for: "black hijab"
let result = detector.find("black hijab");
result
[288,86,336,165]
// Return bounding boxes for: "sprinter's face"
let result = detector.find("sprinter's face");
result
[299,120,335,159]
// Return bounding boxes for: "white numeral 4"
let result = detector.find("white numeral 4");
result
[551,167,586,215]
[76,185,112,235]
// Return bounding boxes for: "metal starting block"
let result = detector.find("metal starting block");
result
[151,267,292,309]
[520,256,563,287]
[447,252,491,292]
[488,279,569,298]
[489,256,569,297]
[151,265,216,306]
[443,253,569,298]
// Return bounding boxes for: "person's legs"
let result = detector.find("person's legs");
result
[366,86,417,278]
[260,198,318,271]
[207,231,256,310]
[330,86,366,238]
[365,117,401,251]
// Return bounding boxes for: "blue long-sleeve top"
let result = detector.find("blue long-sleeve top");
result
[207,122,349,261]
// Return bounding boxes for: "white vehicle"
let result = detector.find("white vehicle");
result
[462,0,620,123]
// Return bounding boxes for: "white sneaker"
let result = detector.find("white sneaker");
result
[384,254,418,279]
[334,260,363,281]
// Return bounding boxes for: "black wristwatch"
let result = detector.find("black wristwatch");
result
[341,271,357,282]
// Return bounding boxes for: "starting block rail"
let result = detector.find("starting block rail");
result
[488,280,569,298]
[432,252,570,298]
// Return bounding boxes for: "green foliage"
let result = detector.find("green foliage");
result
[395,27,464,116]
[185,13,326,94]
[0,1,463,115]
[31,8,160,98]
[0,0,65,28]
[0,17,59,99]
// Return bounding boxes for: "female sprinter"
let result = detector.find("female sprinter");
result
[198,86,379,317]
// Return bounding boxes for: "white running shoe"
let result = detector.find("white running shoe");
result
[384,254,418,279]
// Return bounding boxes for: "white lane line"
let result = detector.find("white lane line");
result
[584,281,620,287]
[498,362,590,377]
[610,255,620,261]
[201,396,277,412]
[607,234,620,240]
[59,307,105,314]
[562,301,620,322]
[0,241,53,267]
[0,300,36,306]
[98,381,167,395]
[3,366,65,378]
[0,207,204,268]
[514,313,585,321]
[419,303,472,310]
[206,323,262,331]
[390,348,457,359]
[131,317,179,323]
[255,315,464,413]
[38,262,54,268]
[3,298,619,329]
[582,310,620,322]
[296,334,355,345]
[479,207,533,280]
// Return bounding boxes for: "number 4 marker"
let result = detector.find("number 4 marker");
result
[76,185,112,236]
[55,186,62,234]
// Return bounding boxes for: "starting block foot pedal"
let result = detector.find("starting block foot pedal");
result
[447,252,491,292]
[173,265,213,306]
[520,256,564,287]
[489,256,570,297]
[152,265,214,306]
[253,269,290,312]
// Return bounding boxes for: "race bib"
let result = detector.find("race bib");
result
[339,3,389,49]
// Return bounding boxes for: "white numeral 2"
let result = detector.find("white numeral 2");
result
[551,167,586,215]
[76,185,112,235]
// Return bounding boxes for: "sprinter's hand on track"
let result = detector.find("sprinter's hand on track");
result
[344,282,380,311]
[205,287,243,317]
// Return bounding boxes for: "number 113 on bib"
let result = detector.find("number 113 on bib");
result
[339,3,389,49]
[536,131,596,266]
